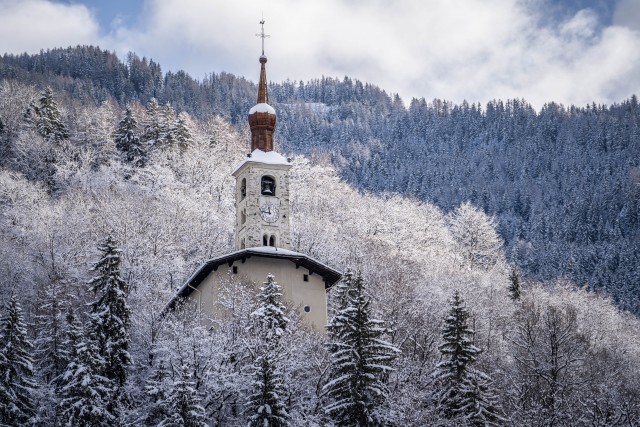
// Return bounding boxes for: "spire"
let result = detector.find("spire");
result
[249,18,277,152]
[257,55,269,104]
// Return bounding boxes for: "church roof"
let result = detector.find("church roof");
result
[165,247,342,311]
[231,148,290,176]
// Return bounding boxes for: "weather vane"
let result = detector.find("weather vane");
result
[256,16,270,56]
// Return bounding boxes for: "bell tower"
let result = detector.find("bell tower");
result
[232,20,291,250]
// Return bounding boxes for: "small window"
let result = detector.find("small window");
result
[263,235,268,246]
[240,178,246,200]
[232,266,238,274]
[304,305,311,313]
[261,176,276,196]
[269,235,275,247]
[240,209,246,225]
[303,274,309,282]
[240,238,245,249]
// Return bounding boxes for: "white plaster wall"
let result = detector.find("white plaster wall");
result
[190,256,328,331]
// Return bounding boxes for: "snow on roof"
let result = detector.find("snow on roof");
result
[232,149,291,175]
[164,246,343,312]
[248,246,301,256]
[249,103,276,115]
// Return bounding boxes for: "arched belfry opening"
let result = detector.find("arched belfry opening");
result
[240,178,246,200]
[261,175,276,196]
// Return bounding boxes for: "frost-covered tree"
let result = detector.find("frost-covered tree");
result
[328,267,354,317]
[0,294,37,425]
[251,274,289,342]
[158,362,206,427]
[323,271,399,426]
[174,111,194,151]
[25,87,69,144]
[449,202,504,270]
[247,351,289,427]
[247,274,290,427]
[508,267,522,301]
[433,291,503,426]
[141,98,176,147]
[58,307,113,426]
[87,235,131,407]
[143,360,172,425]
[34,275,69,386]
[114,106,146,167]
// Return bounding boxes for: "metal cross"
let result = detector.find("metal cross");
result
[256,18,270,55]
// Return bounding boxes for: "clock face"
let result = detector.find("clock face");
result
[259,202,280,223]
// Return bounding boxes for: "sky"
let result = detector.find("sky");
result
[0,0,639,109]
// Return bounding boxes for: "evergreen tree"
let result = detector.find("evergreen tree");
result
[114,107,146,167]
[158,362,206,427]
[0,294,37,425]
[323,271,399,427]
[27,87,69,143]
[87,235,131,404]
[246,274,290,427]
[141,98,165,145]
[508,267,522,301]
[433,291,503,426]
[251,274,289,342]
[58,307,113,426]
[328,267,354,317]
[247,352,289,427]
[143,360,172,425]
[34,275,69,387]
[174,112,194,151]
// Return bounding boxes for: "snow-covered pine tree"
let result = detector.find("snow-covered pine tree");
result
[58,307,114,426]
[246,274,290,427]
[0,293,37,425]
[161,103,177,146]
[328,267,354,318]
[114,106,146,167]
[433,290,503,426]
[174,112,194,152]
[251,274,289,343]
[323,270,400,427]
[141,98,174,147]
[158,361,206,427]
[28,87,69,144]
[34,275,69,387]
[247,352,289,427]
[87,235,131,403]
[508,267,522,301]
[143,359,172,425]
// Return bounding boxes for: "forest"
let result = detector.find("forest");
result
[2,46,638,315]
[0,46,639,425]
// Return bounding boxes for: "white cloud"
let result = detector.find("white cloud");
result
[1,0,640,109]
[0,0,101,54]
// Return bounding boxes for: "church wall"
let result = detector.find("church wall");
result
[189,256,328,331]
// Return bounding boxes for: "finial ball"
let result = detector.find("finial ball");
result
[259,55,267,64]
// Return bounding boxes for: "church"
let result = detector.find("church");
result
[167,28,342,330]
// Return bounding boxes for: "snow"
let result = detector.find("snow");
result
[249,103,276,115]
[232,149,291,175]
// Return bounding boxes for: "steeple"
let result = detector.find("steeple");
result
[248,19,277,152]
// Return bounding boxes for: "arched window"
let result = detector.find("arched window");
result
[263,235,268,246]
[261,176,276,196]
[269,235,275,247]
[240,208,246,225]
[240,238,245,249]
[240,178,246,200]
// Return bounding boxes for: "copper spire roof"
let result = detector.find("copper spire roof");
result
[249,20,277,152]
